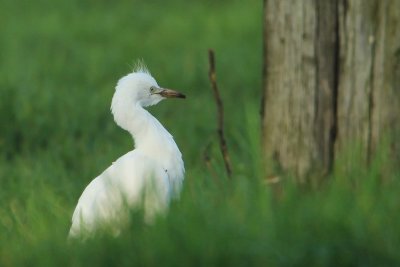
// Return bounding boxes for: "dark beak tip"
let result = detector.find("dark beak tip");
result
[160,88,186,99]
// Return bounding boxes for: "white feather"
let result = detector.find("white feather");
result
[69,68,184,238]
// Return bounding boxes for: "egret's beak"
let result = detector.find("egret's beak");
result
[152,87,186,99]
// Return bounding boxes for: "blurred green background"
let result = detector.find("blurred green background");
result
[1,0,399,266]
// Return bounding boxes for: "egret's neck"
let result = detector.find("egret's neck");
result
[120,105,157,143]
[116,104,181,160]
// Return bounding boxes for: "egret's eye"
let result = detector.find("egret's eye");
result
[150,86,156,93]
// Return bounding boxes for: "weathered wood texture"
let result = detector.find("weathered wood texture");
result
[336,0,400,165]
[315,1,338,174]
[262,0,400,180]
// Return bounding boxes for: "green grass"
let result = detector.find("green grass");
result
[1,0,399,266]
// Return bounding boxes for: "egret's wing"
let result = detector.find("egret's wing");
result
[69,174,114,238]
[69,151,170,238]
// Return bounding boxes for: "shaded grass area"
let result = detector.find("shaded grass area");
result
[1,0,399,266]
[2,158,399,266]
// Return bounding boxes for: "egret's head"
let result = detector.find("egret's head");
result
[113,65,185,109]
[111,64,185,130]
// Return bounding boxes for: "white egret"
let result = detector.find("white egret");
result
[68,64,185,238]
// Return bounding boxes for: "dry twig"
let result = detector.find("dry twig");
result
[208,49,232,178]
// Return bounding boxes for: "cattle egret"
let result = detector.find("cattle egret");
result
[68,64,185,238]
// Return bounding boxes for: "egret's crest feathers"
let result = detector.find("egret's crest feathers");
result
[133,60,150,74]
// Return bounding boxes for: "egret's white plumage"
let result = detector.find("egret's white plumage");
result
[69,65,185,238]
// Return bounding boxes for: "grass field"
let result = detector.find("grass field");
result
[1,0,400,266]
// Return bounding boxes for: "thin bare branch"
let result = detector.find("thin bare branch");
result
[208,49,232,178]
